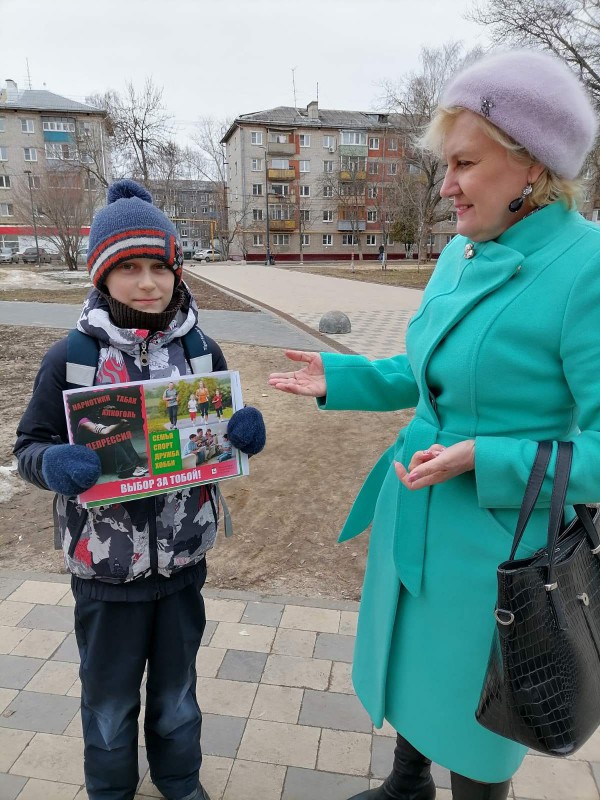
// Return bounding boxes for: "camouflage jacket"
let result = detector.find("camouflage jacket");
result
[14,286,227,584]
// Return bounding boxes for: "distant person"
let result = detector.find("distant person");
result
[188,394,198,423]
[163,382,179,429]
[183,433,198,457]
[212,389,224,419]
[195,381,210,424]
[217,434,233,462]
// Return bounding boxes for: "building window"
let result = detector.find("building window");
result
[29,175,41,189]
[42,118,75,132]
[271,183,289,196]
[0,117,4,132]
[271,158,290,169]
[0,175,10,188]
[253,208,263,221]
[251,131,263,145]
[322,234,332,246]
[191,206,197,213]
[181,230,188,238]
[366,234,377,246]
[272,234,290,246]
[251,158,263,171]
[323,160,334,173]
[341,131,367,146]
[367,209,378,222]
[368,186,378,198]
[388,163,398,176]
[388,138,398,151]
[299,134,310,147]
[299,185,310,197]
[323,185,333,198]
[45,142,74,160]
[252,184,263,196]
[253,234,264,246]
[322,135,336,150]
[269,132,291,144]
[342,234,359,245]
[0,203,14,217]
[0,147,7,161]
[21,118,35,133]
[368,162,379,175]
[299,160,310,173]
[300,209,310,222]
[24,147,37,162]
[271,204,292,221]
[323,210,333,222]
[301,234,310,246]
[368,137,379,150]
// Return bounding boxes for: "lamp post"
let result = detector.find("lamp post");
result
[264,152,272,265]
[23,170,40,267]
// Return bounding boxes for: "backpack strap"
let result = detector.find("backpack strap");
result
[66,329,100,389]
[181,327,213,375]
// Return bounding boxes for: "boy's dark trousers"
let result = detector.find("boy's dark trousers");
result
[74,580,206,800]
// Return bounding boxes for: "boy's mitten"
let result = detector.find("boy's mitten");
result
[42,445,102,495]
[227,407,266,456]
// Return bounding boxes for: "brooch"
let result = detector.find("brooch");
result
[480,97,495,118]
[464,243,475,259]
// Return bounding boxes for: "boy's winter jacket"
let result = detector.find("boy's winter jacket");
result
[14,286,227,591]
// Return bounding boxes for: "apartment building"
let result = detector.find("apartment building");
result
[152,178,225,256]
[222,101,454,262]
[0,79,109,252]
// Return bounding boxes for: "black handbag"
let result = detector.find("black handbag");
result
[476,440,600,756]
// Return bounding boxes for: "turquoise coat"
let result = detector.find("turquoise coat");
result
[320,202,600,782]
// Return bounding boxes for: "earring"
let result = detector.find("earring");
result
[508,183,533,213]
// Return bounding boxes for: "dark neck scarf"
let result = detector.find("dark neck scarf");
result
[104,286,186,332]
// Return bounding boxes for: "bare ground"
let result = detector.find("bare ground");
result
[289,265,435,289]
[0,271,411,599]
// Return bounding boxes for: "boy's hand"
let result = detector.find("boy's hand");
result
[227,407,266,456]
[42,444,102,495]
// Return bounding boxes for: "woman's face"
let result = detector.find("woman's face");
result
[440,111,544,242]
[105,258,175,313]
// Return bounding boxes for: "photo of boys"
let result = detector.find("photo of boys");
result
[69,386,148,483]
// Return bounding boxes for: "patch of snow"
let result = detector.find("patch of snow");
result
[0,463,26,503]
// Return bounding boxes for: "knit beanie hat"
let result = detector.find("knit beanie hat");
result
[87,179,184,289]
[441,49,598,179]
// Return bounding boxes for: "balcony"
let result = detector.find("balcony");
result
[267,141,296,156]
[338,195,366,207]
[268,168,295,181]
[269,219,297,231]
[339,170,367,182]
[337,220,366,231]
[268,192,294,204]
[339,144,368,158]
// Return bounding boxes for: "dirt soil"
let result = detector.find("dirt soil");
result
[0,275,411,600]
[290,266,434,289]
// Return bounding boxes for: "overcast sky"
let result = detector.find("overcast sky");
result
[3,0,489,144]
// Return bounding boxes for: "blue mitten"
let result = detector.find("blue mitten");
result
[227,407,266,456]
[42,444,102,495]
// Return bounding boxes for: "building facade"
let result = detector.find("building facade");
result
[0,79,109,253]
[222,101,454,262]
[152,179,225,257]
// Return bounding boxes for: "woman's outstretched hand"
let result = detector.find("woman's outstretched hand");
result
[268,350,326,398]
[394,440,475,490]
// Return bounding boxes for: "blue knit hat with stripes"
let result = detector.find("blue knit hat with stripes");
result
[87,179,183,290]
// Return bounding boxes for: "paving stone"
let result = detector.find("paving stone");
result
[262,654,332,690]
[373,717,396,737]
[0,654,44,689]
[317,729,372,776]
[217,650,267,683]
[339,610,359,636]
[280,604,340,633]
[592,763,600,793]
[283,767,369,800]
[329,661,354,694]
[210,622,275,653]
[57,592,75,608]
[24,661,80,695]
[196,646,226,678]
[139,754,233,800]
[272,628,316,658]
[0,691,80,734]
[51,634,79,664]
[371,734,396,779]
[223,759,285,800]
[6,581,70,606]
[249,684,303,724]
[430,762,452,790]
[571,727,600,762]
[66,679,81,698]
[196,677,257,718]
[238,719,320,768]
[0,578,23,600]
[10,732,84,784]
[0,687,18,713]
[314,632,355,663]
[0,624,29,654]
[63,713,82,738]
[19,606,74,633]
[205,598,246,623]
[300,689,372,732]
[12,630,67,659]
[201,713,246,758]
[201,619,218,646]
[0,601,34,626]
[0,728,36,771]
[16,777,80,799]
[0,772,28,799]
[241,601,284,627]
[512,754,598,799]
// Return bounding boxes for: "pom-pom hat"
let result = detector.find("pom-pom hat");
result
[441,50,598,180]
[87,179,184,289]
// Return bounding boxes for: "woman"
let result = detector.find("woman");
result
[270,50,599,800]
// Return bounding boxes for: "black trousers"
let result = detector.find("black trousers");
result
[73,581,206,800]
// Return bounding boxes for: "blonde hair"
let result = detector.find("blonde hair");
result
[421,107,585,209]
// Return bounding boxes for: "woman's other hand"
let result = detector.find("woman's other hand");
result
[395,440,475,490]
[268,350,326,397]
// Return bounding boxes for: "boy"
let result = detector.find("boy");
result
[14,180,265,800]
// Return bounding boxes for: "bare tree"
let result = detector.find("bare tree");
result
[320,159,367,271]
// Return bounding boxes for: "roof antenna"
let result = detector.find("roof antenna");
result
[25,58,32,90]
[316,82,319,103]
[292,66,298,109]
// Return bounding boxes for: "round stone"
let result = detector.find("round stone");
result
[319,310,351,334]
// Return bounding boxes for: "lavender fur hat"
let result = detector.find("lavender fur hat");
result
[441,49,598,179]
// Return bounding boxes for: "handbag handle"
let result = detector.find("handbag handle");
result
[509,441,553,560]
